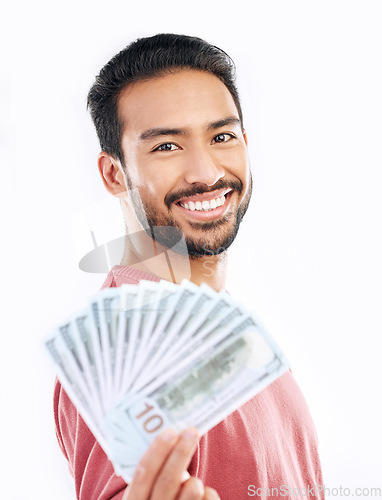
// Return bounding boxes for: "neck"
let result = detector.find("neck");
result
[188,252,228,291]
[119,231,228,292]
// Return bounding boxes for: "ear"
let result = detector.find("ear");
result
[98,152,127,196]
[243,129,248,146]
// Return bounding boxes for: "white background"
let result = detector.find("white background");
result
[1,1,382,498]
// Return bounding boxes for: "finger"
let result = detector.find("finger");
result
[122,486,129,500]
[177,477,205,500]
[124,428,179,499]
[151,427,200,500]
[203,487,221,500]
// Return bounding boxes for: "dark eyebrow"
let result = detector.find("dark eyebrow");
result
[139,127,187,141]
[206,116,241,131]
[139,116,241,141]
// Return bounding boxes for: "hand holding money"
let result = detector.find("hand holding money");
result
[44,279,289,483]
[122,427,220,500]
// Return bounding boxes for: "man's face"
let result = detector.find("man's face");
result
[117,69,252,258]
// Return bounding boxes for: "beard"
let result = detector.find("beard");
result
[130,174,253,260]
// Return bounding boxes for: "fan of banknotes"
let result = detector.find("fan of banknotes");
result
[44,279,289,482]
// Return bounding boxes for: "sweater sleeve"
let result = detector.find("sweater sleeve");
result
[54,379,127,500]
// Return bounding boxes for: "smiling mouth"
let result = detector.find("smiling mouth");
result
[173,189,234,221]
[175,188,233,211]
[179,194,225,211]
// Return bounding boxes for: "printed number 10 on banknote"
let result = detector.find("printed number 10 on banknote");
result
[130,398,170,439]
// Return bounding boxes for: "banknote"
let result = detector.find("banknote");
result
[91,288,123,410]
[132,282,222,390]
[44,279,290,484]
[150,292,245,380]
[44,330,107,450]
[102,312,288,481]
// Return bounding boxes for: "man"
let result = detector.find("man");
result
[54,34,324,499]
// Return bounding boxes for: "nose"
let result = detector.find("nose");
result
[182,146,225,187]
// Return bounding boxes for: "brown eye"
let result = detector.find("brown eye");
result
[213,133,234,144]
[154,143,179,152]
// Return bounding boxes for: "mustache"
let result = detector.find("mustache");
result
[165,179,243,209]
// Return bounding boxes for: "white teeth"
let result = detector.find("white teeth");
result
[180,194,227,211]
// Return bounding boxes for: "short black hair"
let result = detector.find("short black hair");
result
[87,33,243,168]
